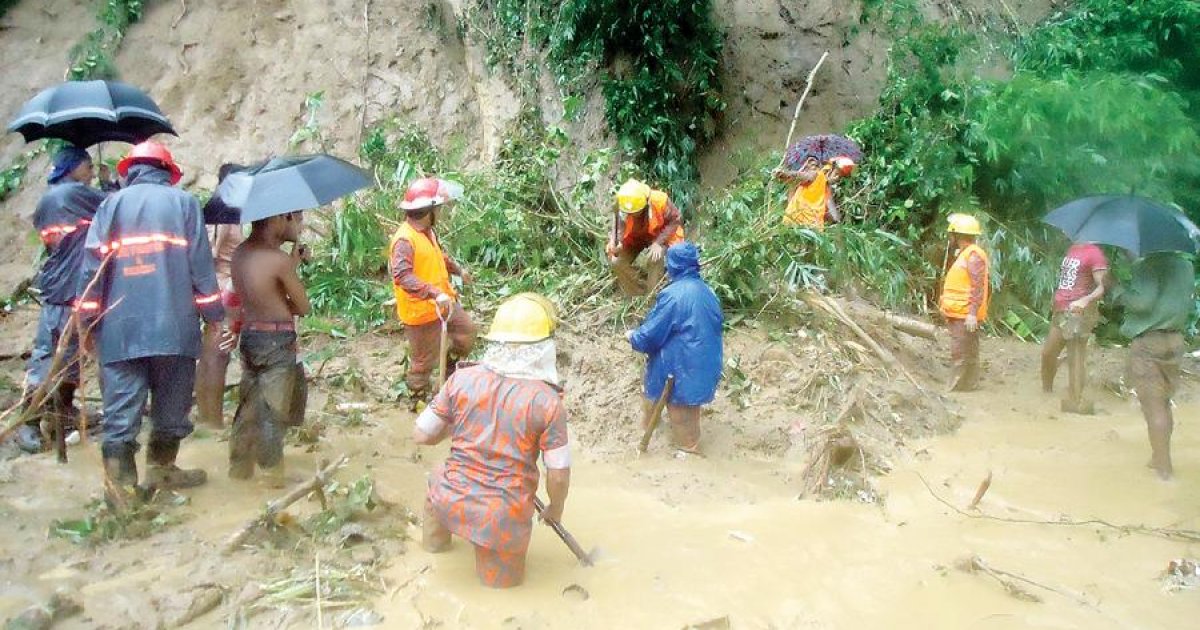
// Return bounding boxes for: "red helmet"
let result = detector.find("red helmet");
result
[117,141,182,185]
[831,156,856,177]
[400,177,455,211]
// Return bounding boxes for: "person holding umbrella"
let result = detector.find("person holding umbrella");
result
[388,177,477,410]
[1113,252,1194,480]
[227,210,309,485]
[77,141,223,503]
[606,178,685,297]
[939,213,991,392]
[626,242,724,454]
[13,146,107,454]
[773,155,855,228]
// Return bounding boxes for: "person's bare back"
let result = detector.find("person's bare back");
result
[231,215,310,324]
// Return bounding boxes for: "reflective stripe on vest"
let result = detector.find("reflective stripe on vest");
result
[940,243,991,321]
[622,190,684,247]
[388,222,456,326]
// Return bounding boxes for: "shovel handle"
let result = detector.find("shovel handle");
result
[435,305,450,390]
[638,375,675,453]
[533,495,593,567]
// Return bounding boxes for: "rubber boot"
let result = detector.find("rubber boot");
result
[102,442,139,508]
[144,439,207,490]
[14,392,44,454]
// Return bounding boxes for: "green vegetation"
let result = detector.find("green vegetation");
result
[464,0,723,207]
[68,0,145,80]
[297,0,1200,340]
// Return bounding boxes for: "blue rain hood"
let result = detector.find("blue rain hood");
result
[629,242,724,406]
[48,146,90,184]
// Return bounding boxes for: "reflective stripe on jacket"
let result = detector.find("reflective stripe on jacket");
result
[622,190,684,248]
[389,222,456,326]
[940,243,990,321]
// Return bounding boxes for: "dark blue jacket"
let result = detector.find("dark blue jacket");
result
[78,164,224,364]
[32,182,105,305]
[630,243,723,406]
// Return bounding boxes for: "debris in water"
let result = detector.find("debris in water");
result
[3,591,82,630]
[339,607,384,626]
[684,616,731,630]
[561,584,590,602]
[1162,558,1200,592]
[728,530,754,543]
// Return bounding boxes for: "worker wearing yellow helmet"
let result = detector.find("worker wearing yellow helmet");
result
[939,213,991,392]
[414,293,571,588]
[606,178,685,296]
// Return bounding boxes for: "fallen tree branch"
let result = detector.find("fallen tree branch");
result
[778,50,830,167]
[918,472,1200,543]
[223,455,349,554]
[884,313,939,340]
[956,556,1041,602]
[171,0,189,29]
[967,470,992,510]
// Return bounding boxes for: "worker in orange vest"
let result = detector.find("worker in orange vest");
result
[605,178,685,296]
[772,156,855,229]
[939,213,990,392]
[388,177,477,408]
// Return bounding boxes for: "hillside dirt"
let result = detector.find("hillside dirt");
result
[1,293,1199,628]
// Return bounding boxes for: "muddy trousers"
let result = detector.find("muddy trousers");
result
[25,303,80,389]
[1040,309,1099,410]
[405,304,477,399]
[100,355,195,449]
[1129,330,1183,478]
[611,248,665,297]
[946,318,980,392]
[229,331,307,477]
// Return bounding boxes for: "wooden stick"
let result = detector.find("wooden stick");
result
[778,50,830,167]
[966,470,992,510]
[223,455,349,554]
[533,495,593,567]
[436,313,450,390]
[315,552,324,630]
[884,313,939,340]
[638,375,675,453]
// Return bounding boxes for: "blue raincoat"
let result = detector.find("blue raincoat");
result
[77,164,224,365]
[629,242,723,406]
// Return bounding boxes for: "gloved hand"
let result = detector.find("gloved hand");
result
[965,314,978,333]
[434,292,453,316]
[647,242,665,262]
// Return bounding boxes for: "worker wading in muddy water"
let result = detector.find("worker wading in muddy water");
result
[77,141,223,504]
[772,155,855,229]
[627,242,724,454]
[414,293,570,588]
[1041,241,1108,413]
[15,146,106,454]
[939,213,990,392]
[606,178,684,296]
[193,163,247,429]
[1112,252,1194,481]
[388,177,476,410]
[228,211,309,485]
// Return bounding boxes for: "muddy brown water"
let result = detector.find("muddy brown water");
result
[1,356,1198,628]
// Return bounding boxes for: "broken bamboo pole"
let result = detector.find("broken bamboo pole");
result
[222,455,349,554]
[884,313,939,340]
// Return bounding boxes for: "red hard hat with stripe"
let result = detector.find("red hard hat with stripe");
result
[117,140,183,185]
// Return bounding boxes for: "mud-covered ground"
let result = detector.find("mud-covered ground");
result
[1,297,1198,629]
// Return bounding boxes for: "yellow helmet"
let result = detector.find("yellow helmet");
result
[616,178,651,214]
[946,213,982,236]
[484,293,556,343]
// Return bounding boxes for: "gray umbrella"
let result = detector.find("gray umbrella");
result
[1043,195,1197,257]
[7,80,175,147]
[214,154,374,223]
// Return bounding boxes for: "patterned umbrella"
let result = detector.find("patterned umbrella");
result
[784,134,863,170]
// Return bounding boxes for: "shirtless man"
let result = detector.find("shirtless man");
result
[228,211,309,483]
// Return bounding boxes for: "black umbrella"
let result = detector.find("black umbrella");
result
[7,80,176,147]
[208,154,373,224]
[1043,195,1197,256]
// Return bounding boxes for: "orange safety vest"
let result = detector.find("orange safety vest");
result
[388,222,457,326]
[940,243,991,321]
[784,170,830,229]
[623,190,684,248]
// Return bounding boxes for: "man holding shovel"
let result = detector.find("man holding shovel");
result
[627,242,723,454]
[388,177,476,409]
[413,294,570,588]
